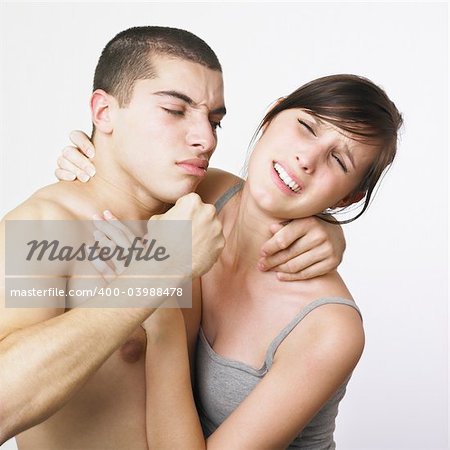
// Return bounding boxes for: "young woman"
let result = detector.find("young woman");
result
[58,74,402,448]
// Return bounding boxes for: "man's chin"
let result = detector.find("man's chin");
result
[160,182,200,204]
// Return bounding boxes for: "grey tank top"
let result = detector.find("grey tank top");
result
[195,184,362,449]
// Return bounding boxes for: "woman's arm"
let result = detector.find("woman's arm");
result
[54,132,346,281]
[144,303,364,450]
[144,307,205,449]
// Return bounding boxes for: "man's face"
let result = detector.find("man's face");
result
[110,56,226,204]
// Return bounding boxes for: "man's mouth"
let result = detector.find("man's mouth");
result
[273,162,302,193]
[176,159,209,177]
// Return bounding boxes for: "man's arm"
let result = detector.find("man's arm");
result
[0,193,223,444]
[0,204,158,443]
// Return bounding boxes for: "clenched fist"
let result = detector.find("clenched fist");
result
[149,193,225,278]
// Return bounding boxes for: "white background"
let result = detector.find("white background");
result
[0,2,448,449]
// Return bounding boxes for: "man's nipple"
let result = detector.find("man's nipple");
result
[119,336,146,364]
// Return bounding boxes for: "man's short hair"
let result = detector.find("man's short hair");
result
[93,26,222,107]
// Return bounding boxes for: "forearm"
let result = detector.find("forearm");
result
[0,303,152,442]
[145,321,205,450]
[0,244,192,444]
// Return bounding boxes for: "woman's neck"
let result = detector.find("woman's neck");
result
[221,184,287,275]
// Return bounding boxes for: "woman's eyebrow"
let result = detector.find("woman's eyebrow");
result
[153,90,227,116]
[342,143,356,169]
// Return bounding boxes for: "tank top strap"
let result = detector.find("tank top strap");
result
[214,181,244,213]
[265,297,362,369]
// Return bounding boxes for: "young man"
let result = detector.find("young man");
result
[0,27,344,449]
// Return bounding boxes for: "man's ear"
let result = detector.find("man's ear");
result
[91,89,115,134]
[333,191,366,208]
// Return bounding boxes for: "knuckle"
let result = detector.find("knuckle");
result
[62,146,75,159]
[310,233,324,247]
[189,192,201,202]
[314,245,328,260]
[284,260,295,273]
[322,241,333,255]
[81,160,91,170]
[69,130,81,143]
[329,255,340,267]
[56,156,65,167]
[206,204,216,217]
[296,269,308,280]
[306,216,320,226]
[303,216,316,227]
[315,227,327,240]
[275,235,287,250]
[280,272,293,281]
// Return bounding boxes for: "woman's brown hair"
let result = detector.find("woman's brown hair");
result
[255,74,403,223]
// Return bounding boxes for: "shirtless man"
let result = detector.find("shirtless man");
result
[0,26,344,449]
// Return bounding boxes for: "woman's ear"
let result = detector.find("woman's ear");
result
[90,89,115,134]
[333,191,366,208]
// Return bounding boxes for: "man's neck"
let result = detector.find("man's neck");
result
[80,139,171,221]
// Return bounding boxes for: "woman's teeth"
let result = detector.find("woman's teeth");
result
[274,163,301,193]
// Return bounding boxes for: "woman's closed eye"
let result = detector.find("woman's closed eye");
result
[332,153,348,173]
[298,119,317,137]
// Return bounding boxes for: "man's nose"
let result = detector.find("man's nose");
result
[186,118,216,155]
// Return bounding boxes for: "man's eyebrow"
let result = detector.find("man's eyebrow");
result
[153,90,226,116]
[153,90,195,105]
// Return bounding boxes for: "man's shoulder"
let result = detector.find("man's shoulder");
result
[3,183,77,222]
[196,168,243,204]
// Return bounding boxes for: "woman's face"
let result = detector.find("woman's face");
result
[247,109,378,219]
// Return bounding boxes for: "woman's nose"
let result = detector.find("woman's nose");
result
[295,145,320,174]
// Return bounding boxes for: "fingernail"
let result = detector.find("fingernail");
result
[79,172,90,182]
[92,214,102,221]
[257,262,266,271]
[86,166,96,177]
[87,148,95,158]
[103,210,113,219]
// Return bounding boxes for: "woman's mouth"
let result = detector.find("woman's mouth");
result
[273,162,302,194]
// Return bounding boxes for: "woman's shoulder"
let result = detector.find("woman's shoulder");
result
[278,272,364,365]
[196,168,243,205]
